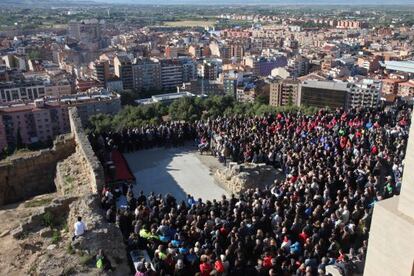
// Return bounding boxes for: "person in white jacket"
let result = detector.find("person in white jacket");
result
[72,216,86,241]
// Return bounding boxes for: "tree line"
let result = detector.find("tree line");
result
[88,95,319,134]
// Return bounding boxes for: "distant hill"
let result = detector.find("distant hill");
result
[0,0,96,5]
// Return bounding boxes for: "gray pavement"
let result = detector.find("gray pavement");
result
[123,147,229,203]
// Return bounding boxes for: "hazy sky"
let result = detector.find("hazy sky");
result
[89,0,414,4]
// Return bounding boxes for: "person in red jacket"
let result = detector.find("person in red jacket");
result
[214,258,225,275]
[199,255,212,276]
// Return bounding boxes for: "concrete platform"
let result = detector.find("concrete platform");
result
[123,147,229,203]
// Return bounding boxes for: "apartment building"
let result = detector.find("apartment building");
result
[160,59,183,91]
[398,80,414,98]
[0,100,69,151]
[0,88,121,150]
[348,79,381,109]
[269,79,300,107]
[382,78,404,95]
[92,60,111,85]
[244,55,287,77]
[132,58,162,92]
[299,80,349,109]
[181,58,197,83]
[114,55,133,90]
[199,60,222,81]
[0,80,46,103]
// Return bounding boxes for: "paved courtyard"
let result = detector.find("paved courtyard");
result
[123,147,229,203]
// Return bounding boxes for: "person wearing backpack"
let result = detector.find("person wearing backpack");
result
[96,249,113,271]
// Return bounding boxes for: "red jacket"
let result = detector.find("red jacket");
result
[263,256,273,268]
[199,262,212,276]
[215,260,225,273]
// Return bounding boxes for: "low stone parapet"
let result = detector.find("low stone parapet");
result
[0,134,75,206]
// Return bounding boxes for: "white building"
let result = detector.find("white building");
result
[348,78,381,109]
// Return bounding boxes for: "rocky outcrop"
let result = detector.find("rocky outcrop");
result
[214,162,277,194]
[68,195,130,276]
[0,135,75,206]
[11,196,77,239]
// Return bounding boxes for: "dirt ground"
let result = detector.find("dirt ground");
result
[0,194,55,275]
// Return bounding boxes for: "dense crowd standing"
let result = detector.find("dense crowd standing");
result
[90,105,411,276]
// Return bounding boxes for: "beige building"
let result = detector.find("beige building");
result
[45,81,72,97]
[269,79,299,107]
[398,81,414,97]
[364,111,414,276]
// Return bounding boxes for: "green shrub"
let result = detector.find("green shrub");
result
[66,243,75,254]
[51,230,61,244]
[42,211,54,228]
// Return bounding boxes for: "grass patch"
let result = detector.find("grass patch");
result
[79,254,94,266]
[24,197,53,208]
[63,222,69,233]
[66,243,75,255]
[51,229,61,244]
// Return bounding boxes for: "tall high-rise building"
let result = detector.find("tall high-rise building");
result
[230,43,246,61]
[132,58,161,92]
[160,59,183,91]
[200,60,222,81]
[114,55,133,90]
[181,59,197,83]
[289,55,310,77]
[92,60,111,85]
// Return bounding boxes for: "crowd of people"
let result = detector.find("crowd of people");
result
[90,105,411,276]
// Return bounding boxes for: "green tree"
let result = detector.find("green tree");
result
[89,114,113,133]
[28,50,41,60]
[120,90,139,106]
[287,94,293,106]
[16,128,24,150]
[255,94,269,105]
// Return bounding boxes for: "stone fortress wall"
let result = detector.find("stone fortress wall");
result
[3,107,130,275]
[0,134,75,206]
[0,107,105,206]
[66,107,104,194]
[63,107,129,275]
